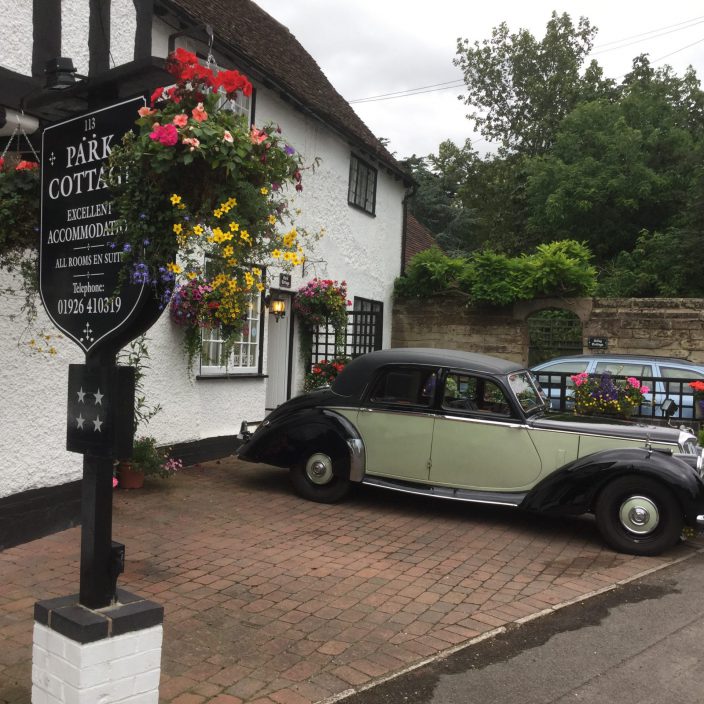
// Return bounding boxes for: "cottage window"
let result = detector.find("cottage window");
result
[348,154,377,215]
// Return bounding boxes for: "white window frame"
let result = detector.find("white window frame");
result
[200,290,263,376]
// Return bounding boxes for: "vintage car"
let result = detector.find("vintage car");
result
[237,348,704,556]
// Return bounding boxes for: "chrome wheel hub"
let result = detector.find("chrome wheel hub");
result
[305,453,334,485]
[619,495,660,535]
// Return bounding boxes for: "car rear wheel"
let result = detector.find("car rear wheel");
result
[291,450,350,503]
[595,476,682,556]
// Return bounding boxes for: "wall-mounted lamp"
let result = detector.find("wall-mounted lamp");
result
[45,57,80,90]
[265,294,286,322]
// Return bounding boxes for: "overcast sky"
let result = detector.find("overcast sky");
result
[254,0,704,160]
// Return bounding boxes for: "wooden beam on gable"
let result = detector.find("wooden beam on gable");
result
[89,0,111,76]
[32,0,61,80]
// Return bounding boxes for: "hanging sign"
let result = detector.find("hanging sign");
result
[40,97,149,355]
[588,336,608,349]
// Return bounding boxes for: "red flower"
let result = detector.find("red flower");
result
[150,86,164,105]
[16,160,39,171]
[0,157,4,171]
[212,69,251,96]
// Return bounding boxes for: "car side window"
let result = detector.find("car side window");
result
[369,368,437,407]
[594,362,652,378]
[660,366,704,395]
[442,373,510,416]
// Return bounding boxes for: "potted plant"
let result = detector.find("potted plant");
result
[571,372,650,418]
[118,437,183,489]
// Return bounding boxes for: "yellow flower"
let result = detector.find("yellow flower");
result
[223,245,234,257]
[272,249,282,258]
[225,197,237,208]
[229,221,239,232]
[178,203,186,210]
[260,187,269,195]
[245,272,254,287]
[256,282,265,292]
[166,262,182,274]
[214,209,223,218]
[187,272,197,280]
[170,194,181,205]
[173,223,183,235]
[193,224,204,236]
[227,258,238,266]
[252,267,262,278]
[268,214,277,225]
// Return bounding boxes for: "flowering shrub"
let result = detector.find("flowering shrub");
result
[130,436,182,479]
[571,372,650,417]
[294,278,350,330]
[106,49,311,363]
[304,357,350,391]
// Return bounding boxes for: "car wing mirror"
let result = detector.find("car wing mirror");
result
[660,398,678,418]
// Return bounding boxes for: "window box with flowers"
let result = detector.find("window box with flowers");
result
[571,372,650,419]
[105,48,311,373]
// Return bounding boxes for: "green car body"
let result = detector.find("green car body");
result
[238,348,704,556]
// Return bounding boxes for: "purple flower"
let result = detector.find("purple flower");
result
[123,243,132,253]
[284,145,295,155]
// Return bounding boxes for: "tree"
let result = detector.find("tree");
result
[454,12,615,156]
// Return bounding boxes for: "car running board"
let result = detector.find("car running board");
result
[362,477,526,507]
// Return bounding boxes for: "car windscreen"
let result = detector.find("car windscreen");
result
[508,371,548,414]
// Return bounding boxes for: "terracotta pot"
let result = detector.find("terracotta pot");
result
[118,462,145,489]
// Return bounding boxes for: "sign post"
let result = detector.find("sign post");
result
[33,98,166,702]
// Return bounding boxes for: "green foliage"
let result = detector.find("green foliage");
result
[117,336,163,432]
[523,241,597,297]
[454,12,612,156]
[395,240,596,306]
[596,229,704,297]
[393,247,466,299]
[468,251,526,306]
[131,437,181,478]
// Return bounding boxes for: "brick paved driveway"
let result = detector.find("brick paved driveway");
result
[0,458,698,704]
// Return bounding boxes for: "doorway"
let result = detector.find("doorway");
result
[265,292,293,412]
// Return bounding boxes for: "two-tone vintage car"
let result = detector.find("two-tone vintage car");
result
[237,348,704,556]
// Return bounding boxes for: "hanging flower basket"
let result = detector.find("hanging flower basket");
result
[0,156,40,269]
[106,49,311,363]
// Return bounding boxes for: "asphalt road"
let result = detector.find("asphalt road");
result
[343,549,704,704]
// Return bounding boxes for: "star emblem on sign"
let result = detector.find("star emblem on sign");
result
[76,414,85,429]
[94,389,104,405]
[77,387,86,403]
[93,415,103,432]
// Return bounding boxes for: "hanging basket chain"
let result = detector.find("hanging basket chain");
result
[1,112,40,162]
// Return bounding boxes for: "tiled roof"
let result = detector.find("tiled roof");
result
[404,213,437,267]
[163,0,410,182]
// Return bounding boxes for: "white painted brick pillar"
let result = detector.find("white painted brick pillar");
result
[32,589,163,704]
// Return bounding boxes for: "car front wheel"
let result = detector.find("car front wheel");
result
[291,450,350,503]
[595,476,683,556]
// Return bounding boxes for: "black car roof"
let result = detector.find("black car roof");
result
[332,348,525,398]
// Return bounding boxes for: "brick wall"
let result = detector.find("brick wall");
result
[392,296,704,366]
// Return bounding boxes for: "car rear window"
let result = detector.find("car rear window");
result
[369,368,437,407]
[594,362,653,377]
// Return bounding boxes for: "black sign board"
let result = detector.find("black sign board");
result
[588,336,608,349]
[40,98,148,355]
[67,364,135,457]
[279,273,291,289]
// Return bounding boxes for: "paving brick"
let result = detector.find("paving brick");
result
[0,459,691,704]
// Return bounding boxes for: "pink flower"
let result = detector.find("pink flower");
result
[640,385,650,395]
[626,377,640,388]
[571,372,589,387]
[138,106,157,117]
[191,102,208,122]
[149,123,178,146]
[172,113,189,127]
[182,136,200,151]
[250,127,268,144]
[222,130,234,143]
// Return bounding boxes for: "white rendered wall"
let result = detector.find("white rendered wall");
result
[0,12,405,499]
[0,0,32,74]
